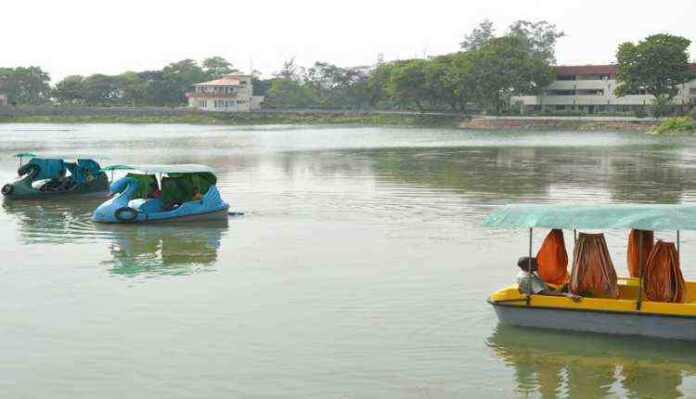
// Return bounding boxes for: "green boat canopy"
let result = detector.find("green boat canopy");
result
[103,164,218,174]
[483,204,696,231]
[13,152,37,158]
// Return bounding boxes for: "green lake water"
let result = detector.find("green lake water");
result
[1,124,696,398]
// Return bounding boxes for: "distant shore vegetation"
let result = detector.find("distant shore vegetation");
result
[0,21,694,119]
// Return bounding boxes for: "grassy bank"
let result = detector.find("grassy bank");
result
[0,110,462,128]
[652,117,696,134]
[459,116,657,131]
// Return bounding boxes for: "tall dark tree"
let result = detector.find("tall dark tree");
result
[83,74,123,105]
[276,57,302,81]
[461,19,495,51]
[388,59,430,111]
[507,20,565,63]
[53,75,87,105]
[159,59,208,105]
[0,66,51,104]
[470,36,554,113]
[202,56,235,79]
[615,34,693,116]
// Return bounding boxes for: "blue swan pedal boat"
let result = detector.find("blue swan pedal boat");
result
[92,164,229,223]
[2,153,109,199]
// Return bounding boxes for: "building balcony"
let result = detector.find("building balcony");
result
[547,80,612,91]
[186,92,240,99]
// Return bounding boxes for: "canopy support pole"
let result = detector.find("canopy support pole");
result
[636,235,644,311]
[526,228,533,306]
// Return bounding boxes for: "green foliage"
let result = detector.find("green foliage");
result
[463,19,564,62]
[388,59,429,111]
[507,20,565,63]
[654,116,696,134]
[0,66,51,104]
[615,34,693,101]
[263,79,317,108]
[202,56,235,79]
[51,57,236,107]
[461,19,495,51]
[52,75,87,104]
[470,36,554,114]
[689,107,696,120]
[83,74,123,105]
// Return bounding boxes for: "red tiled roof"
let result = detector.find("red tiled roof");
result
[555,63,696,76]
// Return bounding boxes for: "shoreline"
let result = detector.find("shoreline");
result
[0,106,660,131]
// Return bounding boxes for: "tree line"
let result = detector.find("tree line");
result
[0,21,693,115]
[263,20,563,113]
[0,56,238,106]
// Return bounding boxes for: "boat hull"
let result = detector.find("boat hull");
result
[3,173,109,200]
[491,301,696,341]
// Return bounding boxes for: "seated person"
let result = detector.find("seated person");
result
[45,170,75,192]
[517,257,581,302]
[148,185,161,199]
[83,167,96,184]
[192,187,203,201]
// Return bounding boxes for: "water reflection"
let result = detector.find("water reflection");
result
[2,197,104,244]
[3,198,228,277]
[367,144,696,204]
[97,221,228,277]
[488,324,696,398]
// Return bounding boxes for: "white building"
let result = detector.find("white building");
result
[512,64,696,114]
[186,74,264,112]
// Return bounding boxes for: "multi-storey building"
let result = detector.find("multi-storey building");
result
[186,74,264,112]
[512,64,696,114]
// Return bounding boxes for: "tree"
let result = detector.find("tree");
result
[159,59,208,105]
[263,78,317,108]
[53,75,87,104]
[276,57,302,81]
[304,62,368,107]
[507,20,564,63]
[366,63,396,107]
[431,52,476,112]
[83,74,123,105]
[0,66,51,104]
[202,56,235,79]
[119,71,150,106]
[461,19,495,51]
[470,36,554,113]
[389,59,429,111]
[615,34,694,116]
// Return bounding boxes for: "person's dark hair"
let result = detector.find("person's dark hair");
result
[517,256,538,272]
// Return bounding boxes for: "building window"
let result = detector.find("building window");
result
[557,75,576,81]
[546,90,575,96]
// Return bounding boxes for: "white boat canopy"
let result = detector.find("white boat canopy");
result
[13,152,107,161]
[101,164,218,174]
[483,203,696,231]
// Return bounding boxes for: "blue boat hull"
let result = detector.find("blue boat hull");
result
[92,183,229,224]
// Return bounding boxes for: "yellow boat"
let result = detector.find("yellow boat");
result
[485,204,696,341]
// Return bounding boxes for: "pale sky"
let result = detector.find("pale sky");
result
[2,0,695,82]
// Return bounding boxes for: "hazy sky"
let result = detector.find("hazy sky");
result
[3,0,695,82]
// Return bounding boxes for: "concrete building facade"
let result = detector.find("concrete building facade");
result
[186,74,264,112]
[512,64,696,114]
